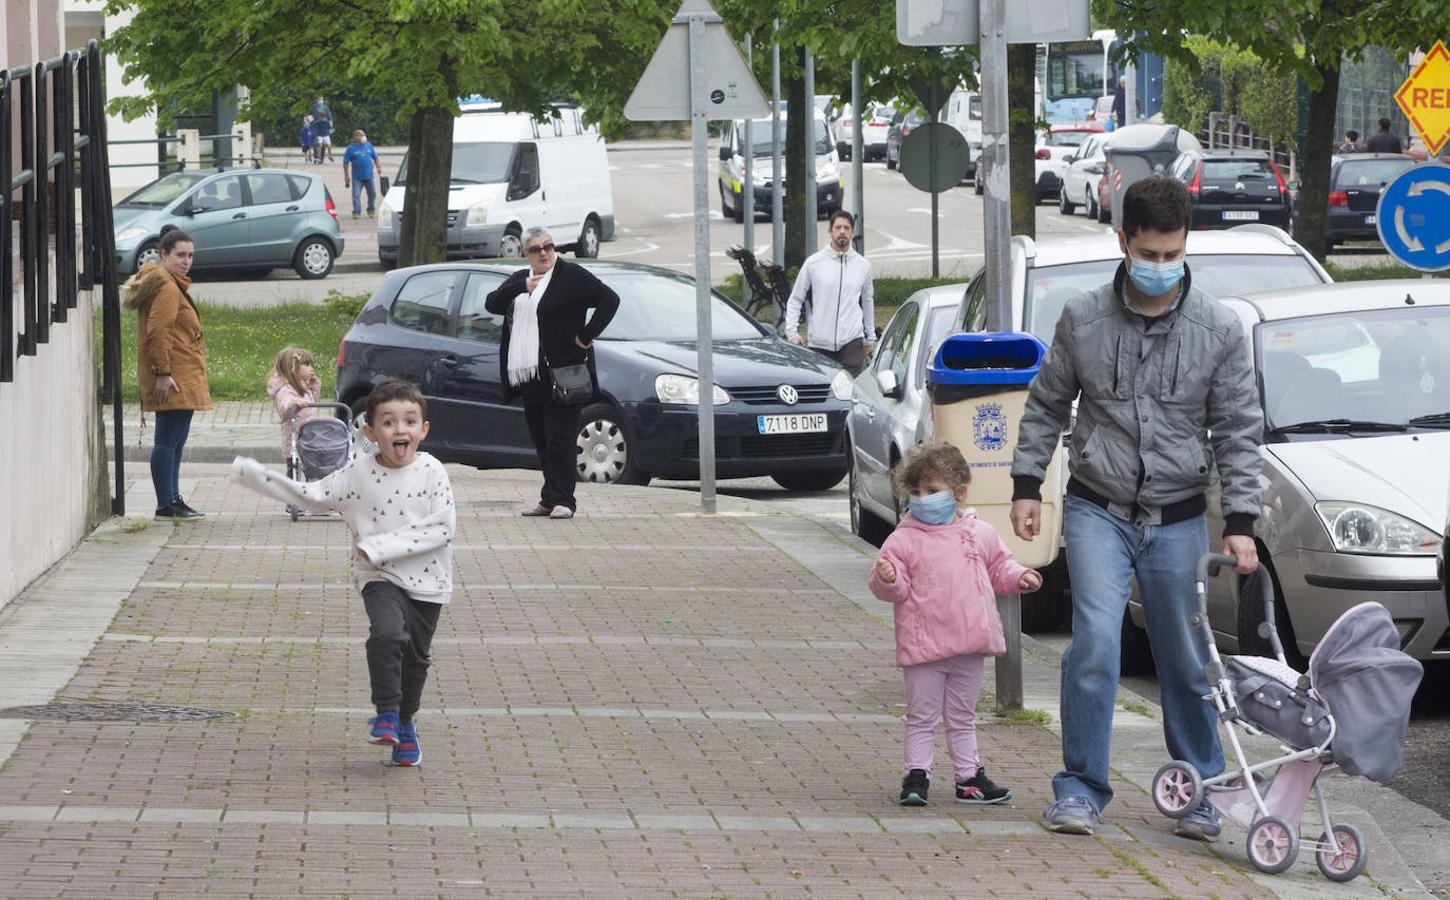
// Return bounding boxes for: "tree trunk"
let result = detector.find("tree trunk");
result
[784,53,810,269]
[1008,44,1038,240]
[399,104,456,266]
[1293,62,1339,263]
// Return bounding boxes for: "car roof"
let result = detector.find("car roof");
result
[904,283,969,308]
[1019,226,1306,268]
[1230,280,1450,321]
[381,259,706,281]
[1332,153,1415,163]
[1195,149,1270,160]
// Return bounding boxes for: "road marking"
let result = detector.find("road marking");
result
[598,240,662,258]
[663,210,725,220]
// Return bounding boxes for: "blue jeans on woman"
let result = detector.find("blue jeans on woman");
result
[1053,494,1222,814]
[150,409,194,509]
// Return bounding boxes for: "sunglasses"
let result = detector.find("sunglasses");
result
[526,243,556,255]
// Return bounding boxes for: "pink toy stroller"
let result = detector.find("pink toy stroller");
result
[1151,553,1423,881]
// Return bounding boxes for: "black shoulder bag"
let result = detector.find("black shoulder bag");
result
[546,350,594,406]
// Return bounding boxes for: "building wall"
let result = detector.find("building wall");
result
[64,1,160,194]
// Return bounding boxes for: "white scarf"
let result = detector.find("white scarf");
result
[507,265,553,386]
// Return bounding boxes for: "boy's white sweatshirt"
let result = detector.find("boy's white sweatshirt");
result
[232,452,456,603]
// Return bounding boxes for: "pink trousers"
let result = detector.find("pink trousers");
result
[903,653,986,780]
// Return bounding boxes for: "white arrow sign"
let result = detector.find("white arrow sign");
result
[625,0,769,122]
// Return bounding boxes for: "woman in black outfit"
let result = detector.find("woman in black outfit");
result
[485,226,620,518]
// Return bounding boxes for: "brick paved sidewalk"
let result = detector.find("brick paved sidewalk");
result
[0,462,1360,897]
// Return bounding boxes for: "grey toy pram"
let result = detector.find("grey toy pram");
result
[1150,553,1423,881]
[285,402,355,522]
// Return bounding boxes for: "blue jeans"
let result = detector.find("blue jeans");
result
[351,177,376,215]
[150,409,193,509]
[1053,494,1222,812]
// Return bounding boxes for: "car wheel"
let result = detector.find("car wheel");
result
[1120,606,1156,676]
[848,450,892,546]
[293,236,335,279]
[576,402,649,486]
[1059,188,1077,215]
[732,191,746,223]
[498,227,524,259]
[886,149,897,171]
[719,183,734,218]
[772,467,847,492]
[1086,186,1099,220]
[378,250,397,271]
[135,240,161,270]
[575,216,601,259]
[974,178,983,195]
[1235,561,1307,668]
[1096,194,1112,223]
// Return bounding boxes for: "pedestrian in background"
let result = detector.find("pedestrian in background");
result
[869,441,1041,808]
[485,226,620,519]
[1010,176,1263,840]
[299,116,316,165]
[1366,118,1402,153]
[342,129,381,218]
[1339,129,1360,153]
[1111,76,1126,128]
[122,224,212,520]
[311,96,335,162]
[785,210,876,376]
[232,379,455,768]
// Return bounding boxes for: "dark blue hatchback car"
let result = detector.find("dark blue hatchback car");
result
[336,261,854,490]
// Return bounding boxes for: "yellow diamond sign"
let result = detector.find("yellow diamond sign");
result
[1397,41,1450,156]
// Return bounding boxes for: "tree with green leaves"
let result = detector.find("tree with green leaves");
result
[1095,0,1450,260]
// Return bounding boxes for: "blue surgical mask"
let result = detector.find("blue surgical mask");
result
[907,489,958,525]
[1127,255,1184,298]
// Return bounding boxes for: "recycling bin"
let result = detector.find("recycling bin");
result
[1104,123,1203,228]
[926,332,1064,569]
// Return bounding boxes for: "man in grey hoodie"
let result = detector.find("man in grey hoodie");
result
[785,210,875,375]
[1009,176,1264,841]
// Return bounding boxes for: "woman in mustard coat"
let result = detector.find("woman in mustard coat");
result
[123,225,213,518]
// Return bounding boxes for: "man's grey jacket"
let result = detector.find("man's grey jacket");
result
[1011,264,1264,536]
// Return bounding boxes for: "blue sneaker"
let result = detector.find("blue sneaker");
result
[1044,795,1102,835]
[389,720,421,767]
[1173,799,1221,841]
[368,711,400,745]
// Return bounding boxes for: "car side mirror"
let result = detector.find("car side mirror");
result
[181,204,201,216]
[875,369,901,399]
[1063,154,1077,164]
[718,145,732,161]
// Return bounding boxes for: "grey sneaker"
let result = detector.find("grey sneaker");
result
[1044,795,1102,834]
[1173,799,1222,841]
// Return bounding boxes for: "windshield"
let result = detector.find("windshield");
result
[1022,254,1324,344]
[596,273,766,342]
[920,306,957,378]
[1204,159,1274,180]
[747,119,831,156]
[1257,307,1450,429]
[1046,131,1091,147]
[1047,50,1106,100]
[1334,158,1415,188]
[395,141,515,186]
[117,171,211,208]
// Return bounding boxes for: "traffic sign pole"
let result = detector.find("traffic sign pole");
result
[743,31,754,308]
[852,59,864,255]
[688,12,717,514]
[771,21,783,265]
[804,49,816,257]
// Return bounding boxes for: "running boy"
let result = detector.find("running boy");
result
[232,378,455,767]
[869,441,1042,806]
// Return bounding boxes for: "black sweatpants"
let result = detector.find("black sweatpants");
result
[361,581,442,722]
[814,338,867,377]
[521,378,581,512]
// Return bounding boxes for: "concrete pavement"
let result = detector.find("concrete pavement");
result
[12,407,1445,895]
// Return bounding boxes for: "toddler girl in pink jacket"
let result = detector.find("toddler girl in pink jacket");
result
[868,441,1042,807]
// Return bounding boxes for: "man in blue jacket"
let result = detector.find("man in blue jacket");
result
[342,130,382,219]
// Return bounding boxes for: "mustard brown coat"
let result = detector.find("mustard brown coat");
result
[123,264,214,413]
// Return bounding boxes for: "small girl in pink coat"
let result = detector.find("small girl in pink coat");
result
[266,346,322,458]
[869,441,1042,807]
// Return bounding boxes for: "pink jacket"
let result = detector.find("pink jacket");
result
[267,372,321,455]
[868,511,1036,667]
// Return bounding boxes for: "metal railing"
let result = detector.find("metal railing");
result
[107,132,264,174]
[1202,112,1298,182]
[2,40,124,513]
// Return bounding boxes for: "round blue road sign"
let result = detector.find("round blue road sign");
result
[1376,163,1450,271]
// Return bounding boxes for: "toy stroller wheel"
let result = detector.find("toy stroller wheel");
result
[1151,761,1202,818]
[1247,815,1299,874]
[289,505,299,523]
[1315,823,1366,882]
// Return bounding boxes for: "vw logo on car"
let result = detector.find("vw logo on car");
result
[777,384,799,405]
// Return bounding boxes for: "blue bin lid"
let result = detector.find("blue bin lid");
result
[927,331,1048,386]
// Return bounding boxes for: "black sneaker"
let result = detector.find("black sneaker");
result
[956,767,1012,805]
[174,499,206,518]
[899,768,929,806]
[155,502,202,520]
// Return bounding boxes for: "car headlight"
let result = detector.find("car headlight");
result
[1314,502,1440,556]
[377,200,395,233]
[465,200,490,226]
[831,369,853,400]
[655,373,730,405]
[116,225,147,243]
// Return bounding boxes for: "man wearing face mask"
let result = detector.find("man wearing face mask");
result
[1007,177,1264,842]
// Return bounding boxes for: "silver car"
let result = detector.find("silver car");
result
[1182,281,1450,665]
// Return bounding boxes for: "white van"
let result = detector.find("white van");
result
[716,109,842,223]
[377,100,614,264]
[943,89,981,181]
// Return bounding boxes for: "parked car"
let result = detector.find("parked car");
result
[336,261,853,490]
[1324,153,1418,249]
[1167,149,1291,230]
[885,108,928,170]
[1189,280,1450,665]
[1058,132,1113,217]
[378,101,614,265]
[1036,126,1096,201]
[719,111,842,222]
[113,168,344,279]
[860,104,895,161]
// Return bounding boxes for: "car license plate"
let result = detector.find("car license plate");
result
[1365,214,1377,225]
[757,414,827,435]
[1222,210,1259,221]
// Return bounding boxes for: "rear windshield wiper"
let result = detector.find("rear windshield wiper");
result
[1407,412,1450,427]
[1272,419,1409,434]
